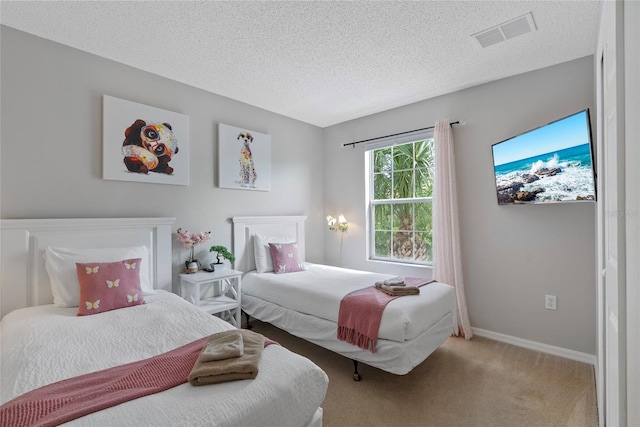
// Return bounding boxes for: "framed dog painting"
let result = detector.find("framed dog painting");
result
[218,123,271,191]
[103,95,189,185]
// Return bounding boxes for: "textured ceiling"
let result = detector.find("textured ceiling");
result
[0,1,601,127]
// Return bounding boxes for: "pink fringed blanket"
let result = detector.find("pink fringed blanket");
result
[337,277,435,353]
[0,333,277,427]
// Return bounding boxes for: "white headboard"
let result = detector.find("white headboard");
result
[232,216,306,274]
[0,217,175,318]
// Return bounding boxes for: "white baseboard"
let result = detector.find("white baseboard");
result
[471,327,597,366]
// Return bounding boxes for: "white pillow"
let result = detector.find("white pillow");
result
[253,235,273,273]
[44,246,156,307]
[253,235,295,274]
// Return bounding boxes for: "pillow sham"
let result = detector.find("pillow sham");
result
[76,258,145,316]
[45,245,155,308]
[268,242,305,274]
[253,235,295,274]
[253,235,273,273]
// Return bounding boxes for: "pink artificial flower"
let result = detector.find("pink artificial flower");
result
[176,228,211,248]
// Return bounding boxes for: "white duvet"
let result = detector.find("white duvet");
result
[242,263,455,342]
[0,291,328,427]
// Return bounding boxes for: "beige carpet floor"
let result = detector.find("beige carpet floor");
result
[250,321,598,427]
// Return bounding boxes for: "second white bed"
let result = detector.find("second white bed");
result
[242,263,455,376]
[242,263,455,343]
[233,215,456,377]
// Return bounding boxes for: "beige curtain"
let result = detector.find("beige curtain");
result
[433,120,473,339]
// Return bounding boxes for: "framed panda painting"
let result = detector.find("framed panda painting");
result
[102,95,189,185]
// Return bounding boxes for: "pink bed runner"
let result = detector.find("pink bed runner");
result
[0,335,277,427]
[337,277,435,353]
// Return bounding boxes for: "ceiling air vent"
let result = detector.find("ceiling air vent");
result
[472,12,537,48]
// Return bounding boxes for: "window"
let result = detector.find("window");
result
[367,132,434,265]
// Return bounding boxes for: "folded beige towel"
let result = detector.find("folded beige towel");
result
[200,330,244,362]
[377,285,419,297]
[188,330,265,386]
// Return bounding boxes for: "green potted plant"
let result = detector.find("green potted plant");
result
[209,245,235,271]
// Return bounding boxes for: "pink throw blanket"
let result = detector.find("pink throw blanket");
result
[337,277,435,353]
[0,334,278,427]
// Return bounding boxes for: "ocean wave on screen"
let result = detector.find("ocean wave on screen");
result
[530,154,561,173]
[521,166,595,201]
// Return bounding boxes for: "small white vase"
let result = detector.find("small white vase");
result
[186,261,199,274]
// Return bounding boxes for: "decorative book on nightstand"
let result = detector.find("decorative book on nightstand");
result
[179,269,242,328]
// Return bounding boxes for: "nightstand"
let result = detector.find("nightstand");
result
[179,269,242,327]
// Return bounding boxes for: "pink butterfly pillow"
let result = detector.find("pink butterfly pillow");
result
[268,242,305,274]
[75,258,145,316]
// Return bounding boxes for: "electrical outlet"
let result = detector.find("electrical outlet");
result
[545,294,557,310]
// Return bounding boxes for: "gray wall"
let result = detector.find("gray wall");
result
[0,27,326,286]
[1,26,596,355]
[323,56,596,354]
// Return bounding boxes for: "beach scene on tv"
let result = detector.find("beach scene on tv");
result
[492,110,596,205]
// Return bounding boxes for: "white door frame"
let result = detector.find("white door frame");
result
[595,46,606,427]
[596,1,630,425]
[624,1,640,425]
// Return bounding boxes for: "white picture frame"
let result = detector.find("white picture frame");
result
[218,123,271,191]
[103,95,189,185]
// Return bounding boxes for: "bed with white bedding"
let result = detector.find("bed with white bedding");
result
[0,218,328,427]
[232,216,456,378]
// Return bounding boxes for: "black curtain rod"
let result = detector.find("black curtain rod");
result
[343,121,460,148]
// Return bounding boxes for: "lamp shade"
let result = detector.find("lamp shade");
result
[337,215,348,232]
[326,215,337,231]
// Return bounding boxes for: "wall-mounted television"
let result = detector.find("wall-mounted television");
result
[491,109,596,205]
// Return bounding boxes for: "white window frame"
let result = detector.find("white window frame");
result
[365,129,434,266]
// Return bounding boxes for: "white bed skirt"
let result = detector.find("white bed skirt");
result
[242,294,453,375]
[305,408,323,427]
